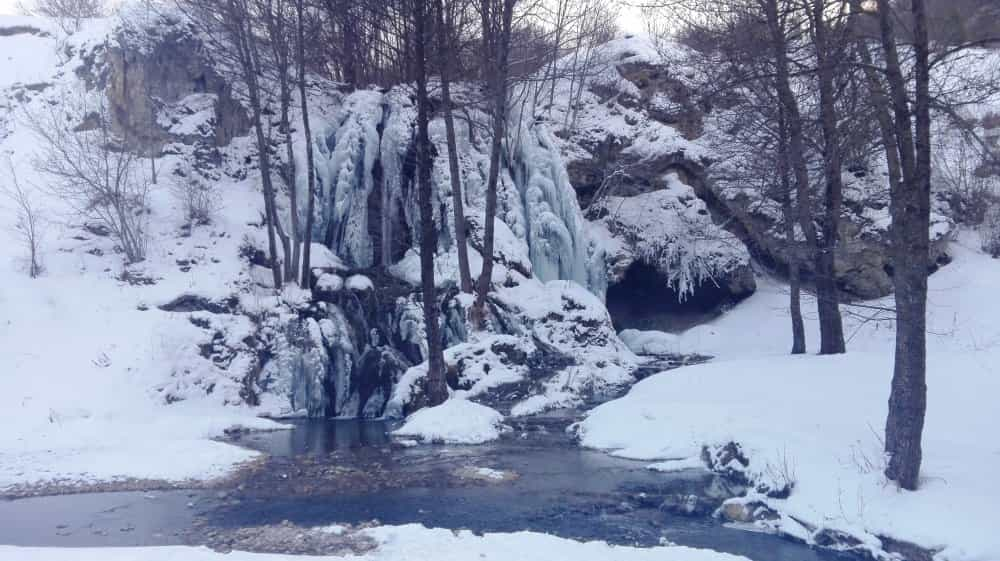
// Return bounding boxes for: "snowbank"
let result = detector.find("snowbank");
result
[0,523,751,561]
[392,400,507,444]
[577,234,1000,561]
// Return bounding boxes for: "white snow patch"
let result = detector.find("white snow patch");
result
[392,400,508,445]
[345,274,374,291]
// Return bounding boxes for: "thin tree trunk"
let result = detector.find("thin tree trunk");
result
[877,0,931,491]
[472,0,515,329]
[281,77,301,283]
[764,0,821,334]
[809,0,846,354]
[297,0,317,289]
[435,0,473,293]
[778,109,806,354]
[414,0,448,406]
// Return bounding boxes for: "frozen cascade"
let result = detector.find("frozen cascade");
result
[512,124,607,297]
[281,87,617,417]
[311,87,606,296]
[314,91,384,268]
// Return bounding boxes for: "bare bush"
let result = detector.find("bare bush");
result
[934,134,1000,225]
[2,159,45,278]
[21,0,106,33]
[981,203,1000,257]
[24,92,150,264]
[172,169,219,227]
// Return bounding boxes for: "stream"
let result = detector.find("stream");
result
[0,409,863,561]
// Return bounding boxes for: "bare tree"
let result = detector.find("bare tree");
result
[2,159,45,278]
[259,0,301,284]
[177,0,286,288]
[471,0,517,329]
[413,0,449,406]
[296,0,318,289]
[806,0,846,354]
[436,0,475,294]
[870,0,933,491]
[25,93,149,264]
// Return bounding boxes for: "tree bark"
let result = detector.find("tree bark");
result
[809,0,846,354]
[414,0,448,406]
[435,0,473,293]
[877,0,931,491]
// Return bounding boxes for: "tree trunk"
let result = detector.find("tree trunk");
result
[435,0,473,293]
[778,109,806,354]
[809,0,846,354]
[764,0,821,344]
[297,0,317,289]
[471,0,515,329]
[413,0,448,406]
[877,0,932,491]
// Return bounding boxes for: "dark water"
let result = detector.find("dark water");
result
[0,418,860,561]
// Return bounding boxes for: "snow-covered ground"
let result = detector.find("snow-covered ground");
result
[577,232,1000,561]
[0,16,286,493]
[1,524,750,561]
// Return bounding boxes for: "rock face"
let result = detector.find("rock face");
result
[101,14,250,152]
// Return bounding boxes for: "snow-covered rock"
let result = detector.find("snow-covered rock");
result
[392,399,508,445]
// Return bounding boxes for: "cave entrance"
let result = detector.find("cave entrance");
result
[605,262,734,333]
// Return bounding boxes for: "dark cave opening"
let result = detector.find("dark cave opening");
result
[605,262,737,333]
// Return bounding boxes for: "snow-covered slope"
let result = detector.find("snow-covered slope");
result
[576,232,1000,561]
[0,15,290,492]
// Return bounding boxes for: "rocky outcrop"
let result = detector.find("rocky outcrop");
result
[103,14,250,152]
[553,40,954,300]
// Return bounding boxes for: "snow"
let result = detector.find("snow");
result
[0,15,289,492]
[0,523,751,561]
[619,329,680,356]
[315,273,344,292]
[344,274,373,291]
[576,233,1000,561]
[392,399,508,445]
[647,457,707,473]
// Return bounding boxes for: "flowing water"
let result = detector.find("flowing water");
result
[0,413,862,561]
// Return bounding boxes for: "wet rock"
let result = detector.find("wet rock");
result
[702,442,750,485]
[659,494,717,517]
[718,500,779,524]
[199,521,378,556]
